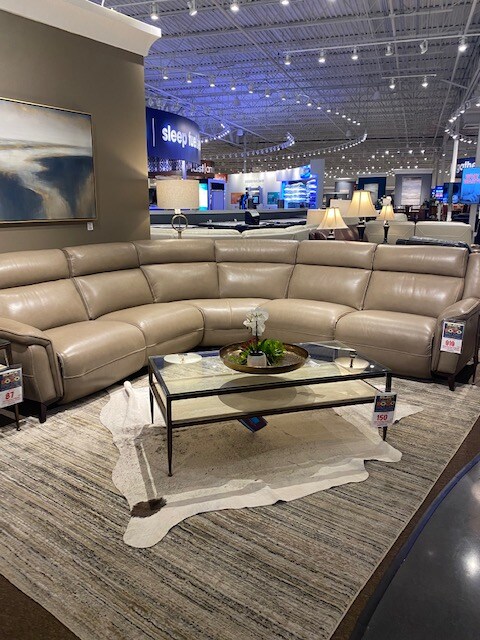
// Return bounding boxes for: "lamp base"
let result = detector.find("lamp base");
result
[334,356,369,371]
[357,219,366,241]
[164,353,202,365]
[383,221,390,244]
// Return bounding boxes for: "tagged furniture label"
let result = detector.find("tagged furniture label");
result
[372,392,397,428]
[441,321,465,354]
[0,366,22,408]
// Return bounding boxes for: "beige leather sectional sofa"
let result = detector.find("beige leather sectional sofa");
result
[0,239,479,421]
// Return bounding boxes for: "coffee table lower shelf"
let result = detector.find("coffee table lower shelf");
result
[149,377,390,476]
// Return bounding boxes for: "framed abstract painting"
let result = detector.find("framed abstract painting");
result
[0,97,96,223]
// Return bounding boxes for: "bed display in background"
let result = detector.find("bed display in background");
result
[0,97,96,223]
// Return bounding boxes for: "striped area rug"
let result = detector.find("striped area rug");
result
[0,376,479,640]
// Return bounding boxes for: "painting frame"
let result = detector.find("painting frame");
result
[0,96,97,225]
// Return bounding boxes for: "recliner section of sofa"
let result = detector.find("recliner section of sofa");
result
[0,239,479,415]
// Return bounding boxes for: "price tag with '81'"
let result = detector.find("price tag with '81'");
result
[372,392,397,429]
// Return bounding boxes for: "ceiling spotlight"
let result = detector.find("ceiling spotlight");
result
[230,82,236,91]
[420,39,428,54]
[307,100,312,107]
[209,77,215,87]
[421,75,428,88]
[389,78,396,89]
[318,49,326,64]
[248,84,254,93]
[295,95,301,104]
[351,47,359,61]
[150,2,159,20]
[459,37,468,52]
[281,92,287,101]
[230,0,240,12]
[408,149,413,154]
[280,0,289,5]
[385,43,393,57]
[265,88,271,97]
[186,72,192,83]
[162,68,169,80]
[284,54,291,66]
[187,0,197,16]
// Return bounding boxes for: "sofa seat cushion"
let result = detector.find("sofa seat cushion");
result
[44,321,146,403]
[186,298,268,346]
[335,310,436,378]
[97,303,204,355]
[260,299,355,343]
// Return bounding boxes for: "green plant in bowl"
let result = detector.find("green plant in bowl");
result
[235,339,286,366]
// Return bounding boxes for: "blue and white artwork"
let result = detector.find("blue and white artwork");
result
[0,98,96,222]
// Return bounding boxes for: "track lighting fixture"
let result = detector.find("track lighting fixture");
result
[187,0,197,16]
[351,47,358,61]
[318,49,326,64]
[248,84,254,93]
[284,54,291,66]
[459,37,467,52]
[421,75,428,88]
[281,93,286,101]
[389,78,396,89]
[230,0,240,12]
[265,88,271,97]
[230,82,236,91]
[150,2,159,20]
[385,43,393,57]
[209,77,215,87]
[420,39,428,54]
[306,100,312,107]
[186,72,192,83]
[162,68,169,80]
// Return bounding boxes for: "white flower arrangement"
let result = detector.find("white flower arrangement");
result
[243,308,269,340]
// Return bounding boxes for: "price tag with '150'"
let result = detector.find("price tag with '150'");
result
[440,321,465,355]
[372,392,397,429]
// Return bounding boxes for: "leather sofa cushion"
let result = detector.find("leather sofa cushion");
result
[218,263,294,299]
[63,242,139,276]
[98,303,204,349]
[288,265,371,309]
[74,269,154,319]
[0,280,88,330]
[261,298,355,343]
[135,239,215,264]
[335,310,436,378]
[141,262,219,302]
[0,249,69,288]
[296,240,375,269]
[364,270,464,318]
[463,253,480,299]
[373,244,468,277]
[215,239,298,263]
[45,321,146,402]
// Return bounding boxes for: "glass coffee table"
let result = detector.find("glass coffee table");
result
[148,342,392,476]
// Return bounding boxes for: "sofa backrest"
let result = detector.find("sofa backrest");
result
[135,239,219,302]
[364,220,415,244]
[63,242,153,319]
[0,249,88,330]
[364,244,468,317]
[214,239,297,299]
[288,241,375,309]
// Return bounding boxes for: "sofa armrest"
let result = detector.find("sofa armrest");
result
[432,298,480,374]
[0,317,52,346]
[0,317,63,403]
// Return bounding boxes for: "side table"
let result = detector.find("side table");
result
[0,339,21,430]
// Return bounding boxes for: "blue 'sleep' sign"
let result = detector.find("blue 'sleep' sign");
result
[460,167,480,204]
[146,108,201,164]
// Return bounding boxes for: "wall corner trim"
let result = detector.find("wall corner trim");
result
[0,0,161,56]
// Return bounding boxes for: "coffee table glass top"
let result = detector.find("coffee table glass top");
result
[149,342,389,399]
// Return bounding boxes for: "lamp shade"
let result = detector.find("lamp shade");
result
[156,179,199,210]
[306,209,325,226]
[377,204,395,221]
[318,207,348,230]
[347,190,377,218]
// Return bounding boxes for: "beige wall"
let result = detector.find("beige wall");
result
[0,10,150,252]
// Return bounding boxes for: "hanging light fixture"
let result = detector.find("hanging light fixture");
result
[248,84,254,93]
[351,47,359,60]
[420,39,428,54]
[150,2,159,20]
[385,43,393,57]
[281,92,287,101]
[186,72,192,83]
[265,88,271,97]
[318,49,326,64]
[421,75,429,88]
[458,37,467,52]
[284,53,291,66]
[389,77,396,89]
[230,81,236,91]
[162,68,169,80]
[230,0,240,12]
[187,0,197,16]
[280,0,289,5]
[209,77,215,87]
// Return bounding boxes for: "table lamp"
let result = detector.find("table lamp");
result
[346,190,377,241]
[318,207,348,239]
[155,178,199,238]
[377,204,395,244]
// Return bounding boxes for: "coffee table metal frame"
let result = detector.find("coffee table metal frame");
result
[149,344,392,476]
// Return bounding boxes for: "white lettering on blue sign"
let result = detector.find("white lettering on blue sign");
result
[161,125,200,151]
